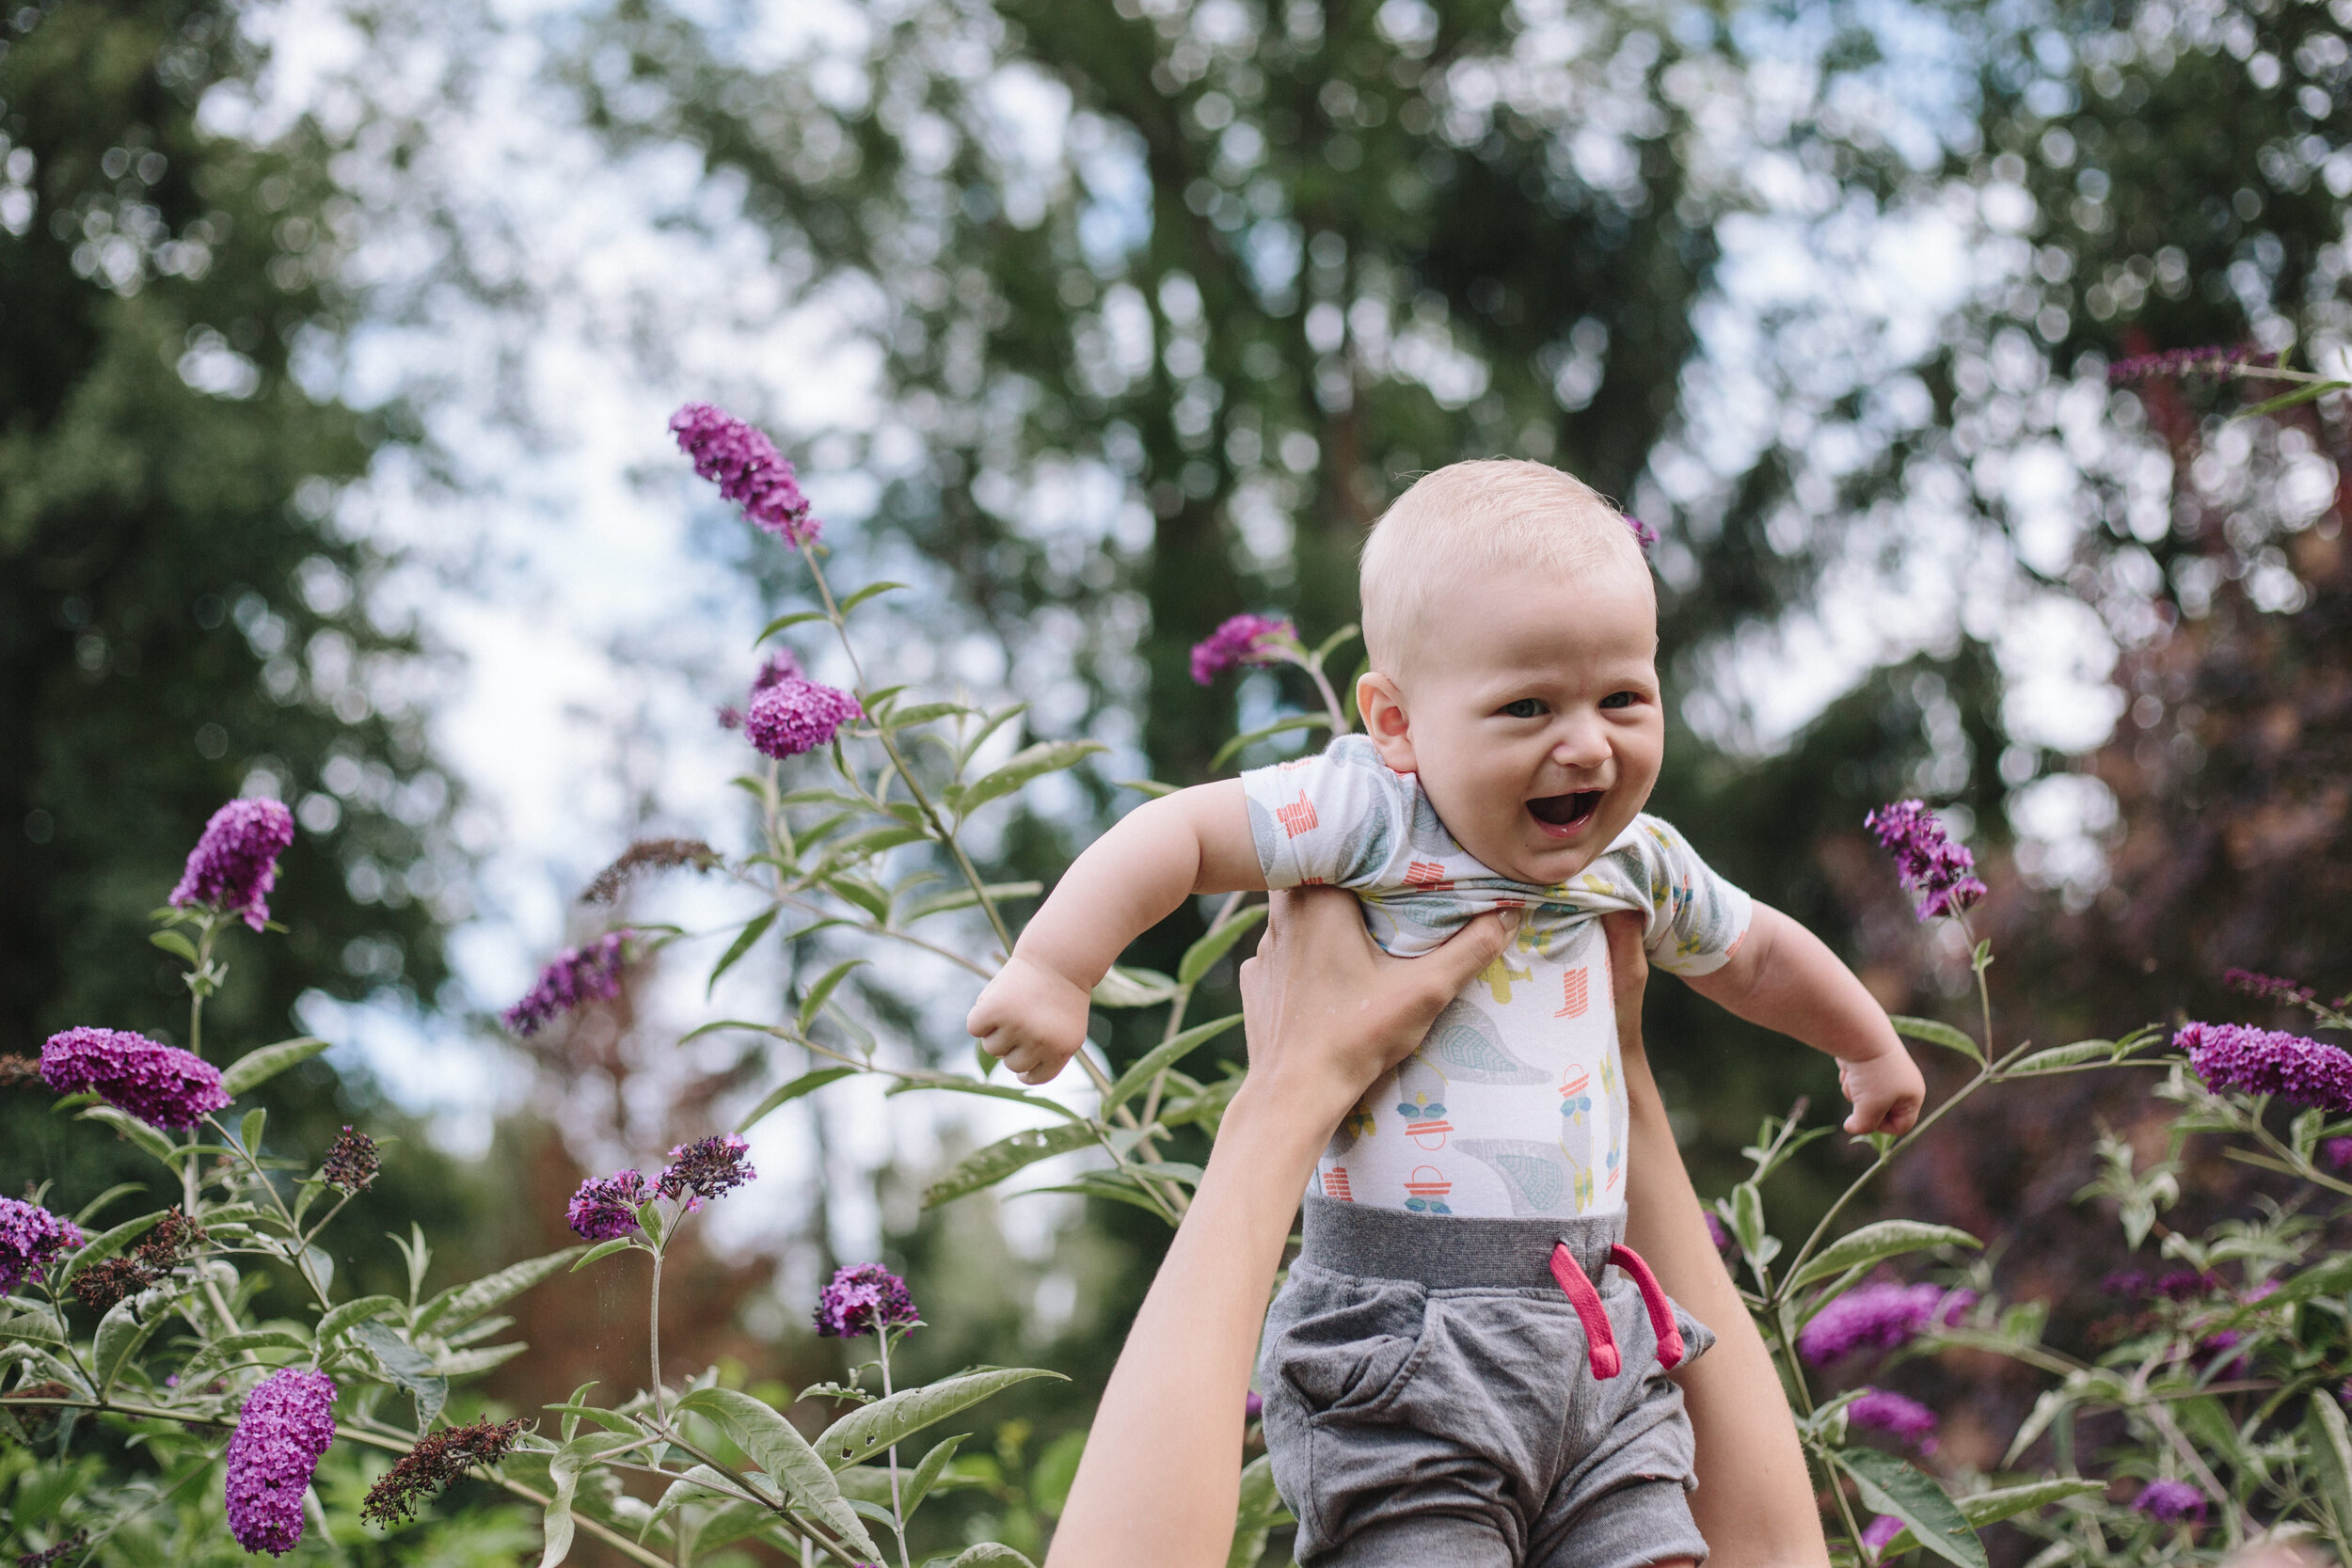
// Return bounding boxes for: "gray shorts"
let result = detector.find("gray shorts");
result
[1258,1196,1716,1568]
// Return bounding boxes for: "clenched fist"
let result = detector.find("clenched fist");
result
[967,954,1093,1085]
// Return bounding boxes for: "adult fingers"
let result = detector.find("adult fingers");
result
[1601,911,1649,1015]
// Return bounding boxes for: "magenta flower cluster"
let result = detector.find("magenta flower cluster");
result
[225,1368,337,1555]
[566,1170,649,1242]
[1863,800,1987,921]
[745,676,862,759]
[169,797,296,931]
[502,931,632,1037]
[1846,1387,1939,1452]
[656,1134,756,1204]
[1623,514,1659,552]
[40,1027,230,1130]
[2133,1478,2206,1522]
[1797,1282,1975,1365]
[814,1262,919,1338]
[1190,613,1296,686]
[671,402,819,546]
[2106,343,2270,385]
[719,650,805,731]
[0,1196,86,1295]
[2176,1021,2352,1113]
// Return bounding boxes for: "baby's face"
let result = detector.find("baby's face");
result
[1360,559,1663,887]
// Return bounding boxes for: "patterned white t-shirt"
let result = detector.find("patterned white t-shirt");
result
[1241,735,1753,1219]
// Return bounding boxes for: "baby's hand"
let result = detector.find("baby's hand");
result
[1838,1047,1925,1136]
[967,954,1093,1085]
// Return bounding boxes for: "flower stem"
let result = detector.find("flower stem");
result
[649,1245,668,1426]
[880,1326,913,1568]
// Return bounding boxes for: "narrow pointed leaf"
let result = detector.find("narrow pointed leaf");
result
[76,1105,177,1164]
[1090,965,1180,1008]
[316,1294,403,1342]
[739,1069,857,1133]
[923,1123,1101,1209]
[1209,713,1332,772]
[670,1385,878,1558]
[1869,1479,2106,1557]
[1788,1221,1980,1291]
[953,740,1106,814]
[1889,1015,1980,1063]
[707,909,780,997]
[221,1037,331,1097]
[817,1367,1066,1470]
[755,610,828,643]
[417,1245,584,1332]
[1177,905,1268,986]
[1106,1014,1244,1111]
[1836,1449,1984,1568]
[799,958,868,1033]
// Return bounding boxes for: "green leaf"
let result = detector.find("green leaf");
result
[739,1069,857,1133]
[882,700,974,731]
[1105,1014,1245,1112]
[823,823,931,862]
[884,1069,1086,1120]
[1178,906,1267,987]
[77,1105,177,1164]
[417,1245,584,1334]
[1835,1449,1984,1568]
[1116,778,1179,799]
[568,1238,639,1273]
[1025,1171,1176,1217]
[2233,379,2352,420]
[237,1106,266,1157]
[353,1320,448,1426]
[755,610,828,643]
[1209,713,1333,772]
[825,873,894,923]
[539,1431,639,1568]
[2006,1040,2120,1075]
[902,1432,971,1519]
[837,580,909,614]
[944,1548,1037,1568]
[220,1036,331,1097]
[1229,1450,1289,1568]
[95,1295,175,1400]
[1867,1480,2106,1560]
[2309,1393,2352,1548]
[952,740,1107,814]
[799,958,869,1033]
[1031,1428,1086,1519]
[670,1386,879,1558]
[71,1182,148,1227]
[707,909,779,996]
[1788,1221,1981,1291]
[177,1327,312,1384]
[955,702,1030,769]
[149,928,199,962]
[818,1368,1067,1470]
[923,1122,1101,1209]
[1728,1182,1769,1262]
[1889,1015,1980,1063]
[899,880,1042,924]
[316,1294,403,1341]
[1090,965,1180,1008]
[1311,623,1361,664]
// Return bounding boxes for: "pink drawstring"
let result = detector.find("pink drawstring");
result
[1549,1243,1620,1380]
[1547,1240,1685,1379]
[1607,1243,1686,1370]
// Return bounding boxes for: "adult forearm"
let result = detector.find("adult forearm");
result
[1620,1040,1829,1568]
[1046,1082,1327,1568]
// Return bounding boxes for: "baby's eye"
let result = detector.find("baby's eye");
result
[1500,698,1547,720]
[1599,690,1639,710]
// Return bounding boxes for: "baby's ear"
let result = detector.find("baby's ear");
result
[1357,673,1417,772]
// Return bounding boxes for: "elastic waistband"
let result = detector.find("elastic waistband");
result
[1298,1193,1627,1290]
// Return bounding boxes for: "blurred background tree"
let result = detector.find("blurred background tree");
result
[0,0,475,1291]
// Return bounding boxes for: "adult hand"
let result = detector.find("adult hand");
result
[1234,886,1518,1129]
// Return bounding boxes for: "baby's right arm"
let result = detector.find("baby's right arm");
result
[966,779,1264,1084]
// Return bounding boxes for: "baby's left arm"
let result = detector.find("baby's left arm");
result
[1683,904,1924,1135]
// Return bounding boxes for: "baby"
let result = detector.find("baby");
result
[968,459,1923,1566]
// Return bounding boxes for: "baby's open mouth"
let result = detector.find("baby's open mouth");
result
[1527,790,1605,833]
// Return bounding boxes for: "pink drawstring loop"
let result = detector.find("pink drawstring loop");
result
[1548,1243,1621,1380]
[1606,1243,1686,1370]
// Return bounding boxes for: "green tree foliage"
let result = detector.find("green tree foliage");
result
[0,0,467,1283]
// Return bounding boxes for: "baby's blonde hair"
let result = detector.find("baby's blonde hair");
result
[1359,459,1650,673]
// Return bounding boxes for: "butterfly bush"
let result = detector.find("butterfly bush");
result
[17,391,2352,1568]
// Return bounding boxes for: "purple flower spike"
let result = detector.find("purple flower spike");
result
[1847,1387,1940,1452]
[169,798,296,931]
[2224,968,2316,1006]
[1860,1514,1906,1557]
[2133,1478,2207,1522]
[1190,613,1297,686]
[2177,1022,2352,1113]
[40,1027,230,1130]
[1705,1211,1731,1251]
[656,1134,756,1204]
[1797,1282,1975,1366]
[2106,344,2270,386]
[567,1170,649,1242]
[0,1196,86,1295]
[671,402,820,546]
[744,676,863,760]
[1864,800,1988,922]
[815,1262,919,1338]
[2325,1137,2352,1172]
[503,931,632,1037]
[225,1368,337,1555]
[1623,514,1659,553]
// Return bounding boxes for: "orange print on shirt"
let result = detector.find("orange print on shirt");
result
[1323,1167,1353,1201]
[1404,860,1453,892]
[1277,792,1319,838]
[1555,967,1590,1019]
